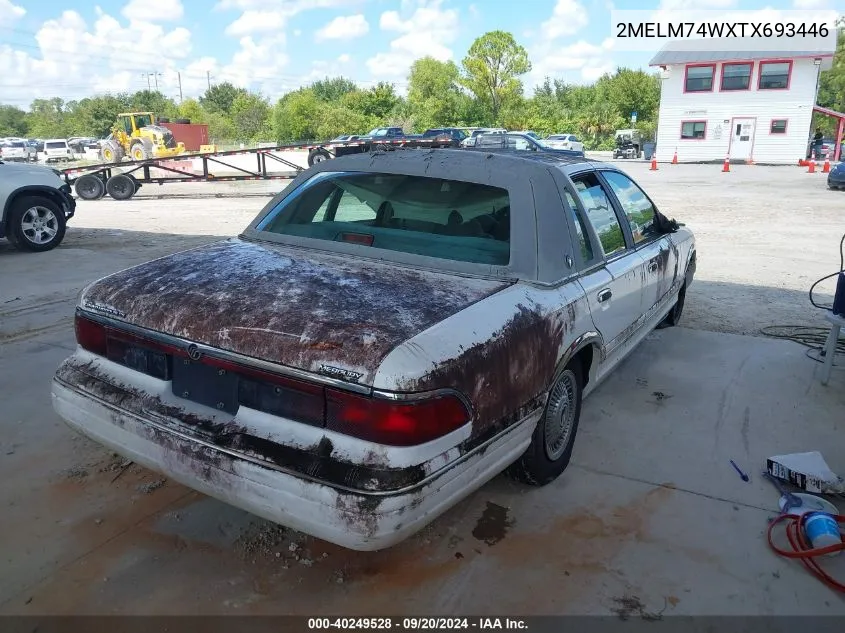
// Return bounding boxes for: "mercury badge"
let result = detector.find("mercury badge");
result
[186,344,202,361]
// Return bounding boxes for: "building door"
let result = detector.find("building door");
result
[729,118,756,160]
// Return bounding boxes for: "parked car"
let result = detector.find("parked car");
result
[807,138,844,161]
[42,139,75,163]
[422,128,467,146]
[51,149,694,550]
[0,160,76,251]
[828,161,845,190]
[461,128,507,147]
[0,140,37,162]
[513,130,540,139]
[474,131,585,157]
[363,127,406,140]
[330,135,361,143]
[544,134,585,153]
[29,139,44,153]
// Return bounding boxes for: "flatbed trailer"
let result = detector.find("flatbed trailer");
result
[61,137,455,201]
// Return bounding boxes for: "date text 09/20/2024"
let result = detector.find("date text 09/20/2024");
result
[307,618,528,630]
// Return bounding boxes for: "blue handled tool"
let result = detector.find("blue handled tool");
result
[730,460,749,482]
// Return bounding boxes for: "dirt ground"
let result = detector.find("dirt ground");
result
[1,160,845,617]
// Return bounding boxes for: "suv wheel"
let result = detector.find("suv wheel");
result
[7,195,67,252]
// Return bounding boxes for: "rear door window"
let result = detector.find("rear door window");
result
[570,172,627,257]
[258,172,512,266]
[563,190,595,265]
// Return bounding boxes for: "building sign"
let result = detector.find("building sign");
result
[713,124,722,140]
[684,110,707,116]
[631,111,638,123]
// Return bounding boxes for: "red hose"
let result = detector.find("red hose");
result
[767,512,845,592]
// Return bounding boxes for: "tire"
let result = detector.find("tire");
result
[307,148,332,166]
[130,142,151,161]
[106,174,136,200]
[507,360,583,486]
[7,195,67,252]
[75,174,106,200]
[657,283,686,329]
[100,141,122,164]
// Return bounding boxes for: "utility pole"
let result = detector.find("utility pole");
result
[207,70,212,90]
[177,72,183,103]
[141,72,152,90]
[154,72,162,90]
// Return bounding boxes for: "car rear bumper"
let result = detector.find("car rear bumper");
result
[52,369,538,551]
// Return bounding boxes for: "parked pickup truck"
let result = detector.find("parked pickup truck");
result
[52,149,694,551]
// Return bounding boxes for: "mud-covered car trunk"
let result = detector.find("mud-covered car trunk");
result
[79,238,513,386]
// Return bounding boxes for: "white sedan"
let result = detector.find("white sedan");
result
[545,134,585,153]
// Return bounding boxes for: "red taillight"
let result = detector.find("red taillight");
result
[325,389,470,447]
[75,313,107,355]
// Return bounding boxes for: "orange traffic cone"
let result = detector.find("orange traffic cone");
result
[808,159,815,173]
[722,155,730,172]
[650,153,658,170]
[823,158,831,173]
[672,149,678,164]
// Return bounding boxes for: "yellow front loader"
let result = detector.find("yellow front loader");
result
[99,112,186,163]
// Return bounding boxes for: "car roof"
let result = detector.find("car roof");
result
[319,147,598,175]
[44,138,68,142]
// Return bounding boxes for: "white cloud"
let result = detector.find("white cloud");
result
[0,0,25,24]
[122,0,184,21]
[657,0,736,8]
[366,0,459,79]
[338,53,351,63]
[315,14,369,41]
[541,0,589,40]
[792,0,831,8]
[225,9,287,36]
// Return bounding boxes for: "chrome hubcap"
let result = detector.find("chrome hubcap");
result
[21,206,58,245]
[543,370,577,461]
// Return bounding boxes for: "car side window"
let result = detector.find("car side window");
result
[563,190,594,264]
[570,173,626,257]
[600,171,657,245]
[507,134,530,150]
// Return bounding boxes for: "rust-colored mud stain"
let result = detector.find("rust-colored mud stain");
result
[471,502,514,546]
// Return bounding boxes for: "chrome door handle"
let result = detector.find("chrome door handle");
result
[597,289,612,303]
[648,260,659,273]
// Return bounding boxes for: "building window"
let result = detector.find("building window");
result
[680,121,707,140]
[684,64,715,92]
[720,63,753,91]
[758,61,792,90]
[770,119,788,134]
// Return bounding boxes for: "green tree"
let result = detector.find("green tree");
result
[311,76,358,102]
[315,104,373,139]
[206,111,236,143]
[818,27,845,112]
[0,105,29,136]
[177,98,208,124]
[199,82,248,114]
[272,88,320,141]
[64,94,132,137]
[27,98,66,138]
[601,68,661,123]
[129,90,178,118]
[231,92,271,140]
[461,31,532,124]
[407,57,464,129]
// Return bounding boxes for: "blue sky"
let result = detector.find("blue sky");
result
[0,0,836,107]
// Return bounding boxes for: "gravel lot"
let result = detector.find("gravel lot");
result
[2,159,844,617]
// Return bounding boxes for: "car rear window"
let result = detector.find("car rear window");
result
[257,172,511,266]
[10,141,25,148]
[45,141,66,149]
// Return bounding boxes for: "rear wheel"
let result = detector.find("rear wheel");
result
[75,174,106,200]
[507,361,583,486]
[657,283,686,329]
[106,174,136,200]
[100,141,122,164]
[7,196,67,252]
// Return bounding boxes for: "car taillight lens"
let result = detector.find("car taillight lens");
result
[325,389,470,447]
[75,313,107,355]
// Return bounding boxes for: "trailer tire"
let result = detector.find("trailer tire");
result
[75,174,106,200]
[106,174,136,201]
[308,148,332,166]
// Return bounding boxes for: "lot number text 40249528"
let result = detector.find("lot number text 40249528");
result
[307,617,529,630]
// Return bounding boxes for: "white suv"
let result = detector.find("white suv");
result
[0,161,76,252]
[42,139,75,163]
[0,140,37,162]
